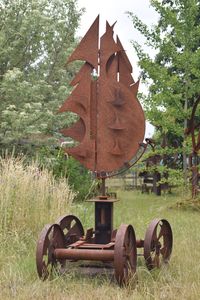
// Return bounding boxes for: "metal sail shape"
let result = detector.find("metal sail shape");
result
[67,15,99,70]
[59,16,145,174]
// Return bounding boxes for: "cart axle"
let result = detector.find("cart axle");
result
[54,248,114,261]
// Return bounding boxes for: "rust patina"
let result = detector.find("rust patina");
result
[36,16,173,286]
[59,15,145,174]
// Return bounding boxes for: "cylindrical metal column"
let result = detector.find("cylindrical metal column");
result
[95,201,113,244]
[136,239,144,248]
[54,248,114,261]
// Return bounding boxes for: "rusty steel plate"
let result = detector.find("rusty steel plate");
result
[144,219,173,270]
[59,15,145,175]
[114,224,137,286]
[56,214,84,247]
[36,223,65,280]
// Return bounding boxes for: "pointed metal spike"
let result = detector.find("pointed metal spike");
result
[67,15,99,69]
[130,80,140,96]
[60,119,85,142]
[117,36,133,73]
[111,21,117,29]
[67,147,88,158]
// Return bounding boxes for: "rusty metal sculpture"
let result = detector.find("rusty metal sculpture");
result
[140,138,178,195]
[186,95,200,197]
[36,16,173,286]
[140,139,162,195]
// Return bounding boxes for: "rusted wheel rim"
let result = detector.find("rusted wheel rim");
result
[114,224,137,286]
[36,223,65,280]
[144,218,173,270]
[56,214,84,246]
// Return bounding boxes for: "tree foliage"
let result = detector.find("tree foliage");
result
[0,0,83,153]
[128,0,200,146]
[128,0,200,189]
[128,1,200,188]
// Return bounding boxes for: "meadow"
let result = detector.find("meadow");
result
[1,157,200,300]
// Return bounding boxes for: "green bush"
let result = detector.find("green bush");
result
[36,146,96,201]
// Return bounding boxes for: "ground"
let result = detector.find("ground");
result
[1,189,200,300]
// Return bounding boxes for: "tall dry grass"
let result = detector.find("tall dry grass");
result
[0,156,75,236]
[0,156,76,299]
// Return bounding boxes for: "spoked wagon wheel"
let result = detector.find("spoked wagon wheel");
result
[114,224,137,286]
[144,218,173,270]
[36,224,65,280]
[56,214,84,246]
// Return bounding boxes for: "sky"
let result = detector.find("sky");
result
[76,0,159,137]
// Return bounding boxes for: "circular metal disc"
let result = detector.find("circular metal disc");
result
[144,218,173,270]
[114,224,137,286]
[56,214,84,246]
[36,223,65,280]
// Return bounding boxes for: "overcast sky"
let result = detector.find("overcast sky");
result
[76,0,159,137]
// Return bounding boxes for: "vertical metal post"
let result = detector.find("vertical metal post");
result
[153,171,161,196]
[94,178,113,244]
[101,177,106,196]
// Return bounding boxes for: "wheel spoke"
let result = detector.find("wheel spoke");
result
[157,223,166,241]
[152,253,160,268]
[56,215,84,246]
[62,219,72,231]
[43,237,50,255]
[36,224,65,280]
[160,246,167,256]
[126,241,134,257]
[144,219,173,270]
[69,223,82,236]
[114,224,137,286]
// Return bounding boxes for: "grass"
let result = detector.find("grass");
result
[1,158,200,299]
[0,156,75,236]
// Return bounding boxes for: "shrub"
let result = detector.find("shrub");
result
[36,146,96,201]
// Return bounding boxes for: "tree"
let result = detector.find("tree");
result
[128,0,200,180]
[0,0,83,154]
